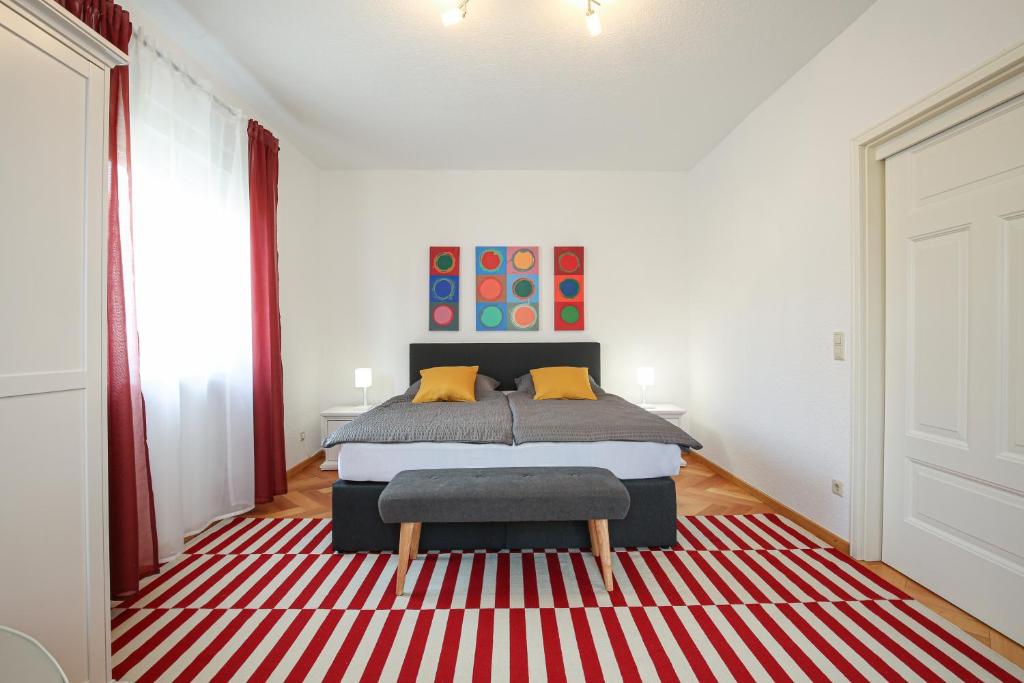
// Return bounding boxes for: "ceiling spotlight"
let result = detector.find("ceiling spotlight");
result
[442,1,469,27]
[586,0,602,36]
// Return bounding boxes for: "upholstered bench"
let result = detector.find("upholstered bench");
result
[378,466,631,595]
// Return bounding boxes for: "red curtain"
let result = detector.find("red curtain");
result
[57,0,159,597]
[248,121,288,504]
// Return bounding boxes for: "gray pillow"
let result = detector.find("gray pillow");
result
[514,371,605,395]
[405,373,500,397]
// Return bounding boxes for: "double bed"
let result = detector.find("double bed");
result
[327,342,701,552]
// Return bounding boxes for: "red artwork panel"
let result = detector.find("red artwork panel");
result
[554,246,584,331]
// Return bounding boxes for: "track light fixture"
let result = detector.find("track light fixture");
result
[440,0,607,36]
[586,0,602,36]
[441,0,469,27]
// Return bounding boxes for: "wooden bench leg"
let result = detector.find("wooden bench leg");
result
[593,519,614,591]
[411,522,422,560]
[396,522,416,596]
[587,520,599,558]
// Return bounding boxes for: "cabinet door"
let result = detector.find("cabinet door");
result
[0,4,111,681]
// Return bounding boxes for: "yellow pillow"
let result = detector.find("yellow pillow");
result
[530,366,597,400]
[412,366,479,403]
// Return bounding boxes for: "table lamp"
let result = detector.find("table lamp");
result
[354,367,373,408]
[636,366,655,407]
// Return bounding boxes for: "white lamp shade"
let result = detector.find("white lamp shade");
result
[354,368,373,389]
[636,367,655,387]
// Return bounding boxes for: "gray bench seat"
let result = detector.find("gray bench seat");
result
[378,466,631,524]
[378,466,630,595]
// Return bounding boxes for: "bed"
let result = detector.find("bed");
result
[329,342,694,551]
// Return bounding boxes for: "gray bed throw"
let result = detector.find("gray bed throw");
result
[508,392,703,450]
[322,390,513,448]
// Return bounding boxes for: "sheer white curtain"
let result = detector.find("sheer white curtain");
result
[130,31,255,560]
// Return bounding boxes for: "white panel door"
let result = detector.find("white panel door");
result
[884,94,1024,644]
[0,2,111,681]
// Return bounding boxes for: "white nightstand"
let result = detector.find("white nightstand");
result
[640,403,686,426]
[639,403,689,467]
[320,405,373,471]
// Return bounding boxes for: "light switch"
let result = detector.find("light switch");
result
[833,331,845,361]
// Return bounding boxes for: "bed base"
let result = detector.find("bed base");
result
[331,476,677,552]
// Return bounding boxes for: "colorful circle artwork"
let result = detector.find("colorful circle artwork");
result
[480,249,503,271]
[510,248,536,272]
[559,305,580,325]
[511,277,535,300]
[511,304,537,329]
[428,247,459,330]
[432,304,455,326]
[558,251,580,273]
[432,277,457,301]
[558,278,580,299]
[433,251,456,274]
[554,247,583,330]
[477,276,503,301]
[475,246,538,331]
[479,305,504,328]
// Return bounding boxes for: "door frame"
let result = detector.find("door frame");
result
[849,41,1024,560]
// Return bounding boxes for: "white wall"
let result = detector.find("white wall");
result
[682,0,1024,536]
[277,146,323,467]
[317,171,689,412]
[121,0,323,468]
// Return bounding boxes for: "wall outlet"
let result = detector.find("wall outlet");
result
[299,431,306,442]
[831,479,844,497]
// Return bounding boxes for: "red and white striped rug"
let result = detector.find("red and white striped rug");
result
[112,514,1022,682]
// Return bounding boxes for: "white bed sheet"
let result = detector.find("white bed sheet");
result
[337,440,683,482]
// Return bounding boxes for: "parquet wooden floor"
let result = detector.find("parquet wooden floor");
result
[247,458,334,518]
[249,452,1023,667]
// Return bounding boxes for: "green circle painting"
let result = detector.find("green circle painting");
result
[479,305,504,328]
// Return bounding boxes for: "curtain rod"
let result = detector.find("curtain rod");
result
[131,28,244,120]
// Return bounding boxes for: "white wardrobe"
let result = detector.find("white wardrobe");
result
[0,0,122,680]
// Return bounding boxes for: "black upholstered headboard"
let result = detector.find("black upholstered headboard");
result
[409,343,600,391]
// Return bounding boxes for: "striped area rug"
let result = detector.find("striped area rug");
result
[112,514,1023,682]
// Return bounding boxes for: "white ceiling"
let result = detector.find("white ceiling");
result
[154,0,873,170]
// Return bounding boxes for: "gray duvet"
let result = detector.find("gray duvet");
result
[322,390,513,448]
[508,392,703,449]
[323,388,702,451]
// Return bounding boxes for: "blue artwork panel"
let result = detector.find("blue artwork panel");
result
[506,274,538,304]
[429,275,458,303]
[476,246,505,274]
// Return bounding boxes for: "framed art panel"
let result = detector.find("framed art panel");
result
[507,246,539,331]
[476,246,506,331]
[477,246,539,331]
[554,246,584,330]
[429,246,459,331]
